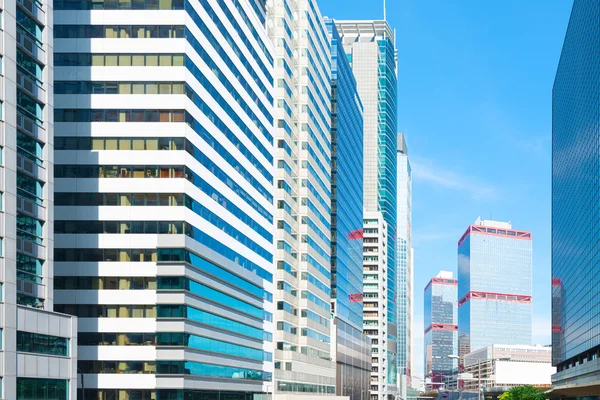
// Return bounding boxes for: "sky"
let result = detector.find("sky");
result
[319,0,573,379]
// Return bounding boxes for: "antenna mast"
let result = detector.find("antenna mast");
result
[383,0,387,20]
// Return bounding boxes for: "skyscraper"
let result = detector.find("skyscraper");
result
[457,218,532,356]
[336,20,399,400]
[53,1,275,398]
[268,0,337,396]
[552,0,600,392]
[397,133,413,397]
[2,0,78,398]
[423,271,457,391]
[327,19,372,400]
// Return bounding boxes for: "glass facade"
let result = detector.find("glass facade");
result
[552,0,600,387]
[457,222,532,356]
[423,275,457,389]
[17,331,69,356]
[17,378,68,400]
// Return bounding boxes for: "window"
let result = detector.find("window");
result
[17,331,69,356]
[17,378,68,400]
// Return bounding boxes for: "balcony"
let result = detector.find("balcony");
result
[17,154,45,181]
[17,112,46,142]
[17,237,45,259]
[17,72,45,104]
[16,30,45,65]
[17,196,45,220]
[17,0,45,25]
[17,278,45,300]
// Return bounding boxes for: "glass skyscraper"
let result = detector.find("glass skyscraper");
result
[327,19,371,400]
[552,0,600,392]
[424,271,457,391]
[457,218,532,356]
[53,1,275,398]
[336,20,399,400]
[397,133,413,398]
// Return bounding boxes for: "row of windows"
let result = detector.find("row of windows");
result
[55,276,156,290]
[54,304,157,318]
[156,332,271,362]
[17,378,68,400]
[81,390,155,400]
[55,165,186,179]
[17,331,69,356]
[78,332,156,346]
[55,0,182,8]
[55,81,185,95]
[157,361,270,381]
[55,136,186,151]
[78,360,156,374]
[55,53,184,67]
[157,305,271,342]
[55,193,184,207]
[55,25,184,39]
[55,248,157,262]
[55,108,186,123]
[55,220,189,235]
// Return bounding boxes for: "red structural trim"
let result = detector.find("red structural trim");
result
[348,229,363,240]
[424,277,458,292]
[552,278,562,287]
[457,225,532,248]
[552,325,561,333]
[424,324,458,334]
[349,293,363,303]
[458,291,532,308]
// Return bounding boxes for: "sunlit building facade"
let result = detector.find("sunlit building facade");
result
[552,0,600,393]
[424,271,457,391]
[327,19,372,400]
[336,20,399,400]
[53,1,275,398]
[268,0,338,396]
[457,218,532,356]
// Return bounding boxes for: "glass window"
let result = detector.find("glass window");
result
[17,331,69,356]
[17,378,68,400]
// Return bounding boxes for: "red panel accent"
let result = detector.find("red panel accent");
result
[552,325,561,333]
[349,293,363,302]
[425,324,458,334]
[348,229,363,240]
[458,291,532,308]
[552,278,562,287]
[458,225,533,248]
[424,277,458,292]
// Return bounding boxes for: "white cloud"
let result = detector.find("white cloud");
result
[411,157,497,200]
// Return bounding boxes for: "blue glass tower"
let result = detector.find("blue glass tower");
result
[457,219,532,356]
[552,0,600,391]
[327,20,371,400]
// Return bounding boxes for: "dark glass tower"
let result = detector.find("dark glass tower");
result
[552,0,600,391]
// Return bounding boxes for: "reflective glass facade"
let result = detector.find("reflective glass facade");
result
[423,274,457,390]
[552,0,600,387]
[457,222,532,356]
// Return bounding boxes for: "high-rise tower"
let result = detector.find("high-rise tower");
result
[336,20,399,400]
[53,1,275,398]
[268,0,337,396]
[457,218,532,356]
[552,0,600,392]
[1,0,78,398]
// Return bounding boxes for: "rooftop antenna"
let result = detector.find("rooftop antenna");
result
[383,0,387,20]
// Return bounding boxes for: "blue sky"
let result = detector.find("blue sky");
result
[319,0,573,377]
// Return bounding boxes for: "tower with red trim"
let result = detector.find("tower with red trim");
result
[424,271,458,391]
[457,218,532,357]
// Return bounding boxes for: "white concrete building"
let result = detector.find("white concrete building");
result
[461,345,555,392]
[268,0,340,397]
[52,0,275,398]
[363,212,390,400]
[1,0,78,398]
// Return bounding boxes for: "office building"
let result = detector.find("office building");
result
[457,218,532,356]
[268,0,340,397]
[0,0,78,398]
[552,0,600,394]
[363,212,391,400]
[53,1,275,399]
[396,133,413,397]
[461,345,555,392]
[327,19,372,400]
[423,271,457,391]
[336,20,399,400]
